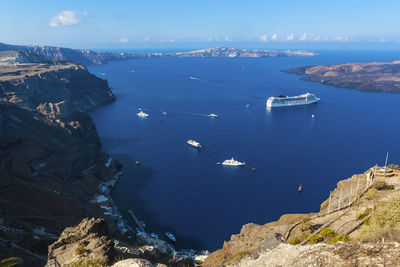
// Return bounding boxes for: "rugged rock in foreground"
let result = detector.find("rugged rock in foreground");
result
[204,166,400,266]
[228,242,400,267]
[283,60,400,93]
[47,218,115,266]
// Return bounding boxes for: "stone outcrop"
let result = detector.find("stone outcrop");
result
[228,242,400,267]
[47,218,115,266]
[283,60,400,93]
[111,258,158,267]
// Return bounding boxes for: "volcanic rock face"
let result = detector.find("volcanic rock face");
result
[0,59,118,261]
[283,60,400,93]
[47,218,116,266]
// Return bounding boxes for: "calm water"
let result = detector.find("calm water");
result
[90,51,400,251]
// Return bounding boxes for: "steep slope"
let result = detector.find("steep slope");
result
[0,61,118,265]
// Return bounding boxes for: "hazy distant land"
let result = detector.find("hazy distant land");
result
[283,60,400,93]
[0,42,317,66]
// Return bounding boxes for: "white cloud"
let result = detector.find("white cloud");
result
[379,38,386,42]
[313,36,321,41]
[271,34,278,40]
[299,33,307,41]
[333,36,349,42]
[144,36,150,41]
[260,35,268,42]
[49,10,87,27]
[117,37,128,43]
[286,34,294,41]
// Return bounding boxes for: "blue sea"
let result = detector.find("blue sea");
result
[89,50,400,251]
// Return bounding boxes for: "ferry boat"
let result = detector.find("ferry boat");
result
[266,93,320,108]
[222,157,245,166]
[209,113,218,118]
[137,110,149,117]
[165,232,176,242]
[187,140,202,148]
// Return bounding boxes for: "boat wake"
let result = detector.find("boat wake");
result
[189,76,229,88]
[178,112,211,117]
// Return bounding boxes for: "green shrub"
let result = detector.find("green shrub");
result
[373,181,395,190]
[357,208,372,220]
[365,188,378,200]
[75,246,86,255]
[389,164,399,170]
[0,257,23,267]
[310,234,323,244]
[289,237,300,245]
[63,257,104,267]
[363,217,371,225]
[328,234,350,244]
[320,228,335,239]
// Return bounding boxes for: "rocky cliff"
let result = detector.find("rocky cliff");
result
[283,60,400,93]
[204,166,400,266]
[0,42,317,66]
[0,61,118,265]
[0,42,134,65]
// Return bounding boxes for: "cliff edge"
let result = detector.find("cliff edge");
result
[0,60,118,265]
[204,165,400,266]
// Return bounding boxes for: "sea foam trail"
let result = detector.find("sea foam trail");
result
[175,111,214,117]
[189,76,230,88]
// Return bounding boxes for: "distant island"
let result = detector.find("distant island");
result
[0,42,317,66]
[158,47,317,58]
[283,60,400,93]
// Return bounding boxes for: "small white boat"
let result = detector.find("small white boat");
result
[150,233,159,239]
[222,157,245,166]
[209,113,218,118]
[162,111,167,115]
[137,111,149,117]
[187,140,201,148]
[165,232,176,242]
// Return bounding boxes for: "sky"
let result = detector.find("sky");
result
[1,0,400,50]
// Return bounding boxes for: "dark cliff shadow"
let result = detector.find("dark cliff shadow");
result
[100,136,141,151]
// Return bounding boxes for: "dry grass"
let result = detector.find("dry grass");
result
[228,249,255,264]
[357,194,400,242]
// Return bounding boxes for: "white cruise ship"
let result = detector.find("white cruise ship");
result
[137,110,149,117]
[222,157,245,166]
[187,140,201,148]
[266,93,320,108]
